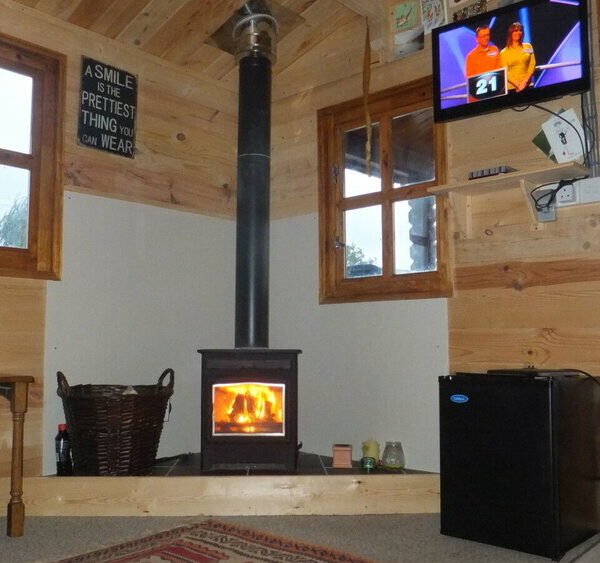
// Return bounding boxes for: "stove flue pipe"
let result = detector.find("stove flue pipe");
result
[233,2,277,348]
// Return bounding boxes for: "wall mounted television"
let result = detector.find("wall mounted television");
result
[432,0,590,123]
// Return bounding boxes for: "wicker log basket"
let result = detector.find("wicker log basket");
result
[56,369,174,476]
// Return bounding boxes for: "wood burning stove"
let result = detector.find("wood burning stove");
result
[199,2,303,472]
[199,349,300,470]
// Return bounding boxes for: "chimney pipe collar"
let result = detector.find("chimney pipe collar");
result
[206,1,303,60]
[233,13,278,63]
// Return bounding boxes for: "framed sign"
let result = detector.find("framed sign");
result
[77,57,137,158]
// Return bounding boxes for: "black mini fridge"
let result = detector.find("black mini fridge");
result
[439,370,599,559]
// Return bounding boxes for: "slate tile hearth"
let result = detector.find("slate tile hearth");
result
[149,452,422,476]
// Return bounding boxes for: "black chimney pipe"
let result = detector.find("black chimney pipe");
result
[233,6,276,348]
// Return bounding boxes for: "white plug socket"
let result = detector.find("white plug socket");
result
[556,183,577,204]
[555,177,600,207]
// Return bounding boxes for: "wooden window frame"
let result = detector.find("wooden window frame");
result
[318,76,452,303]
[0,33,65,280]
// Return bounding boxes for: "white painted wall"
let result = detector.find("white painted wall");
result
[43,196,447,474]
[43,192,236,475]
[269,214,448,472]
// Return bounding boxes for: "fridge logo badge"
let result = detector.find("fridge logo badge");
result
[450,394,469,404]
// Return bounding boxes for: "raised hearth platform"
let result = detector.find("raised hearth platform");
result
[148,451,425,476]
[4,453,440,517]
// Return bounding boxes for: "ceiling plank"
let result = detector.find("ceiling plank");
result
[141,0,203,57]
[67,0,115,29]
[273,15,366,100]
[13,0,40,7]
[336,0,405,63]
[275,0,358,77]
[157,0,247,62]
[115,0,190,47]
[334,0,384,21]
[279,0,319,14]
[31,0,83,19]
[88,0,152,39]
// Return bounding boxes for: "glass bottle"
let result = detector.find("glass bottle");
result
[55,423,73,476]
[382,441,405,471]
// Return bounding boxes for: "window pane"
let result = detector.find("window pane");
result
[394,196,437,274]
[0,164,30,249]
[0,68,33,154]
[344,205,382,278]
[392,108,434,189]
[343,122,381,197]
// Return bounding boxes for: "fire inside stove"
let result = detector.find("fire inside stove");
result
[212,382,285,436]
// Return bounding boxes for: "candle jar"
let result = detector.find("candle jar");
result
[382,441,405,471]
[361,439,380,460]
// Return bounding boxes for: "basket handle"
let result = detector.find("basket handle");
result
[157,368,174,391]
[57,371,69,395]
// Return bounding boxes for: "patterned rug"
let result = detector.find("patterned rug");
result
[56,519,374,562]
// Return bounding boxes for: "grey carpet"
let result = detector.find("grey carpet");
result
[0,514,598,562]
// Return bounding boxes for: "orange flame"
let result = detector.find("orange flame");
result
[213,382,284,434]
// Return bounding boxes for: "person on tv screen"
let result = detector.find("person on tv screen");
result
[465,26,501,77]
[501,22,536,92]
[465,26,501,102]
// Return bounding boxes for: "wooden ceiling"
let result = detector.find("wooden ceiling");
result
[14,0,390,91]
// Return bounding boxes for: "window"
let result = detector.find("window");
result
[0,34,64,280]
[318,77,451,303]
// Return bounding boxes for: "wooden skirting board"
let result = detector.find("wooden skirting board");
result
[0,474,440,517]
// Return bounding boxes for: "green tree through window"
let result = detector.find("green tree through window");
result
[0,197,28,248]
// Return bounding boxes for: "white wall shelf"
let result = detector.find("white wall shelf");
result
[428,162,590,238]
[428,162,590,197]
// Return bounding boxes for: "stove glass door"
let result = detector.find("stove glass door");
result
[212,382,285,436]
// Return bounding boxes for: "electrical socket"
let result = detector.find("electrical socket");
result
[555,177,600,207]
[556,183,576,204]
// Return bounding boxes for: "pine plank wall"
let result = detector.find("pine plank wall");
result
[1,0,599,477]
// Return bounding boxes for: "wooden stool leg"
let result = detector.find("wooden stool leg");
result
[7,382,29,537]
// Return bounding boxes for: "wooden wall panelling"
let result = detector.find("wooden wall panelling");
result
[63,150,235,218]
[454,257,600,292]
[450,281,600,374]
[0,278,45,477]
[445,98,580,185]
[274,0,360,78]
[455,211,600,267]
[452,282,600,330]
[1,0,238,219]
[449,190,600,373]
[273,17,367,100]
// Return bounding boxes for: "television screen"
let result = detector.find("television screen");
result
[432,0,590,122]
